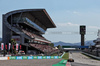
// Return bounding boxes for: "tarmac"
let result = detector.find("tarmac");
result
[0,59,62,66]
[69,51,100,66]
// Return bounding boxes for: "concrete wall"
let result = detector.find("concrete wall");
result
[2,15,12,43]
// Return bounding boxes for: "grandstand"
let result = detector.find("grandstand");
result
[2,9,59,55]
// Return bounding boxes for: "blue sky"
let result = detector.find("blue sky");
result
[0,0,100,43]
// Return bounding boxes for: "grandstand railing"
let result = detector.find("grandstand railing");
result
[13,17,45,33]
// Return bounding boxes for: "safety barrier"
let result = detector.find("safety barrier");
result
[82,52,100,60]
[0,57,8,60]
[0,52,66,60]
[0,56,62,60]
[61,52,65,57]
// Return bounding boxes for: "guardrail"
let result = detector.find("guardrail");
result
[82,52,100,60]
[61,52,65,57]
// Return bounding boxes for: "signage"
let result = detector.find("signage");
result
[5,44,7,50]
[1,43,4,50]
[28,56,33,59]
[33,56,38,59]
[51,56,54,59]
[0,57,8,60]
[9,56,16,60]
[42,56,46,59]
[7,56,62,60]
[16,44,19,50]
[20,45,21,50]
[54,56,58,59]
[38,56,42,59]
[9,43,11,50]
[46,56,50,59]
[16,56,22,60]
[23,56,27,59]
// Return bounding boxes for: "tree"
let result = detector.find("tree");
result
[57,45,61,49]
[48,43,54,47]
[10,39,17,54]
[10,39,16,45]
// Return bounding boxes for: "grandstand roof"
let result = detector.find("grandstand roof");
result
[5,9,56,28]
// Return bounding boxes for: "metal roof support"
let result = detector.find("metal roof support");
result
[16,12,23,26]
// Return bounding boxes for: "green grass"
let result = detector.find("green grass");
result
[62,52,69,60]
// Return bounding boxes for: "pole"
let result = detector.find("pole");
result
[96,48,99,56]
[26,46,28,54]
[11,15,13,55]
[81,34,84,46]
[11,43,13,55]
[4,43,5,56]
[81,34,84,50]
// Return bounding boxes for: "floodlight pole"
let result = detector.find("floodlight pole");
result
[81,34,84,50]
[81,34,84,46]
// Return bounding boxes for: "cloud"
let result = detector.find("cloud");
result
[88,26,100,29]
[73,11,81,16]
[73,11,79,14]
[56,22,79,27]
[56,22,100,30]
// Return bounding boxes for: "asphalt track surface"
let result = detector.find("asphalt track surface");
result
[71,62,94,66]
[69,51,100,66]
[0,59,62,66]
